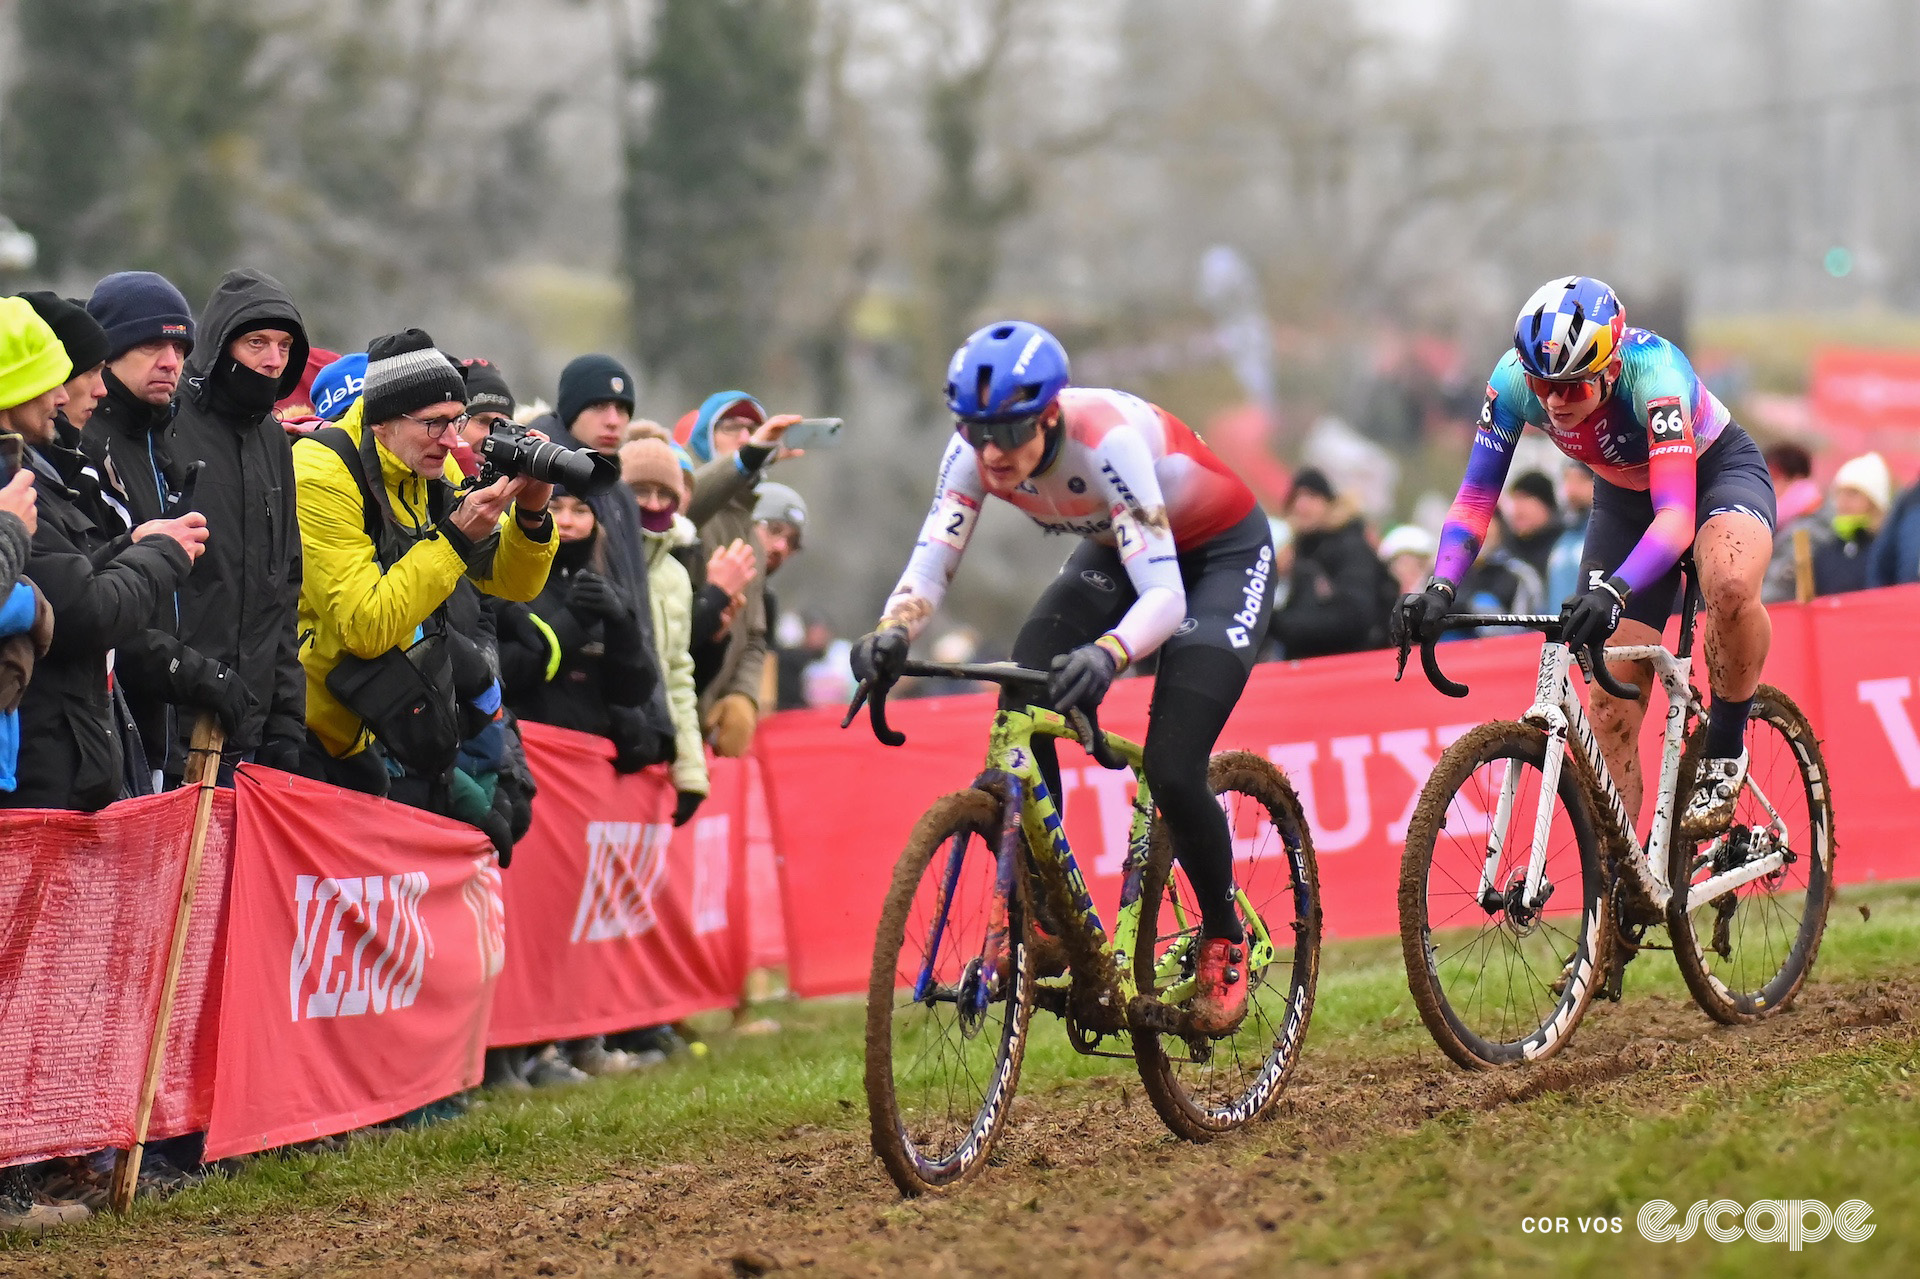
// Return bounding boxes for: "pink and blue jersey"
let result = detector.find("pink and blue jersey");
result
[1435,329,1732,594]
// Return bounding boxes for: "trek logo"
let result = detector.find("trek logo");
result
[1011,331,1047,377]
[289,873,433,1022]
[1227,545,1273,648]
[571,821,671,943]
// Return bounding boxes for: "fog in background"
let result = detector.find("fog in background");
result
[2,0,1913,642]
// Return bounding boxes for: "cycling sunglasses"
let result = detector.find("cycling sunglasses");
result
[1524,371,1604,403]
[955,412,1044,453]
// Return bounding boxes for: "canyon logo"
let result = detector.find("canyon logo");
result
[289,873,433,1022]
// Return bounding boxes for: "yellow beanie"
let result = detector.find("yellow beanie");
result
[0,297,71,412]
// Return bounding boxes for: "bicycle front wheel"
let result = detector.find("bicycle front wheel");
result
[1667,684,1835,1024]
[1132,751,1321,1142]
[865,788,1034,1195]
[1400,721,1610,1069]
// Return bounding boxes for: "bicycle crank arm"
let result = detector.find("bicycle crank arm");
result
[1686,848,1788,911]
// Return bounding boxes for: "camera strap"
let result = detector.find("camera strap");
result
[307,425,452,572]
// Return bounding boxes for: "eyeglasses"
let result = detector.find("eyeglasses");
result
[955,413,1044,453]
[1524,371,1604,404]
[400,411,470,439]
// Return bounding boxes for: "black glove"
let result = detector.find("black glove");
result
[176,660,261,737]
[850,625,910,683]
[672,790,705,827]
[1048,643,1117,714]
[252,736,303,774]
[567,571,633,622]
[1559,576,1630,653]
[1389,579,1456,649]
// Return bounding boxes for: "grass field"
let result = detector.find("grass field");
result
[8,883,1920,1276]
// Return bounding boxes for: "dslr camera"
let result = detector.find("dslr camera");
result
[472,429,618,497]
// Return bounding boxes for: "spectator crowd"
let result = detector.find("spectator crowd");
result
[0,269,813,1231]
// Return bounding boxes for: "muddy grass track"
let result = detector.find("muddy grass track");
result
[10,971,1917,1278]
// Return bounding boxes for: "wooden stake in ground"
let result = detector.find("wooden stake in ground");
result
[1792,525,1815,603]
[111,713,226,1213]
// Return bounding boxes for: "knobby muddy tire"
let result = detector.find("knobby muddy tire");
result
[1399,721,1611,1070]
[1132,751,1321,1143]
[865,788,1034,1195]
[1667,684,1835,1025]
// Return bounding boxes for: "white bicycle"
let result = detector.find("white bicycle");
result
[1394,567,1835,1069]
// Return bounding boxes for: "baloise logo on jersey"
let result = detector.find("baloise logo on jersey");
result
[1226,545,1273,649]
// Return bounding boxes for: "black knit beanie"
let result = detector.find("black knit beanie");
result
[360,329,467,425]
[556,353,635,430]
[19,291,110,375]
[459,357,515,418]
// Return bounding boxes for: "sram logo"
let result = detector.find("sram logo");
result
[571,821,671,943]
[289,873,433,1022]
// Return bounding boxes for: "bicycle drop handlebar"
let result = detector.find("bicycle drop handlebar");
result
[841,659,1131,771]
[1395,615,1642,702]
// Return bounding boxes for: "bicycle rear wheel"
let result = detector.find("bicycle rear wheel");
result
[1667,684,1835,1024]
[865,788,1034,1195]
[1400,721,1610,1069]
[1132,752,1320,1142]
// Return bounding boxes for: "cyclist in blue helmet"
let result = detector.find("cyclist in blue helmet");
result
[1392,276,1777,838]
[850,320,1274,1032]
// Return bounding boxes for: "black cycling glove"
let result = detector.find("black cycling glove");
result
[1559,576,1630,652]
[1048,644,1118,714]
[850,625,910,683]
[1389,579,1456,648]
[176,659,261,737]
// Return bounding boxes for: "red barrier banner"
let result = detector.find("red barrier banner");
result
[204,767,503,1161]
[760,588,1920,999]
[0,789,233,1167]
[487,723,749,1046]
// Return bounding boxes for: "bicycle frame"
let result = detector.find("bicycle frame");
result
[908,701,1278,1029]
[1497,640,1798,919]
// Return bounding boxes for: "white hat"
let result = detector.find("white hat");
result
[1378,523,1438,563]
[1833,451,1892,513]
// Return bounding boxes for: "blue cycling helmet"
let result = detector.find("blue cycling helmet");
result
[945,321,1070,425]
[1513,275,1626,380]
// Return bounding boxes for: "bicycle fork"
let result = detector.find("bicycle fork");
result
[1477,729,1566,917]
[912,772,1026,1018]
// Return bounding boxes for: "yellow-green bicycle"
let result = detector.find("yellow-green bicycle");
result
[847,660,1322,1195]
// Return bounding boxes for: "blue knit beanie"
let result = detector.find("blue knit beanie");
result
[85,271,195,361]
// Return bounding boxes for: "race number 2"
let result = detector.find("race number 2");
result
[930,490,981,550]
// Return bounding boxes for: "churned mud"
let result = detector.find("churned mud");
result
[10,975,1918,1278]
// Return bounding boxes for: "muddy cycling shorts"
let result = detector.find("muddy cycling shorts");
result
[1580,422,1776,631]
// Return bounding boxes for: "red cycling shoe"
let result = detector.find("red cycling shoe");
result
[1188,937,1248,1034]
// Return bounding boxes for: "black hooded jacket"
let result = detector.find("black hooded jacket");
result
[9,435,191,811]
[162,268,310,767]
[527,411,675,766]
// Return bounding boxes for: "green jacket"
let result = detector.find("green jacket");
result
[642,514,707,795]
[689,452,769,716]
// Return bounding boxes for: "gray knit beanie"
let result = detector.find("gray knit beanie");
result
[360,328,467,425]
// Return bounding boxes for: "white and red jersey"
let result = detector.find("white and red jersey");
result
[880,388,1257,662]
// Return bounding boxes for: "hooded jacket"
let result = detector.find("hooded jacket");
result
[293,400,558,758]
[494,526,656,755]
[683,391,775,716]
[9,436,191,810]
[1272,497,1393,659]
[162,269,310,767]
[642,514,707,796]
[528,409,676,767]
